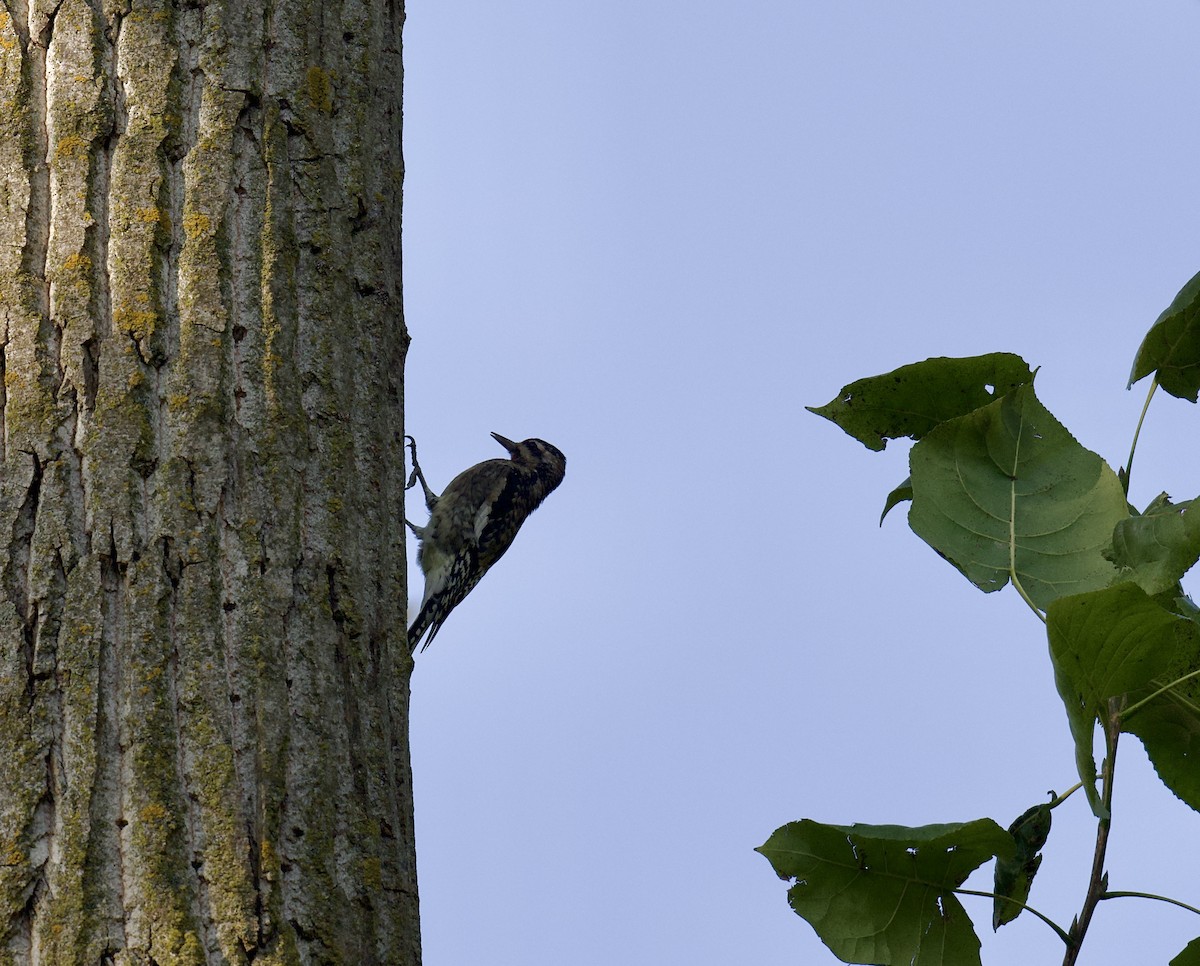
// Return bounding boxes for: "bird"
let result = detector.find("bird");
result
[405,432,566,652]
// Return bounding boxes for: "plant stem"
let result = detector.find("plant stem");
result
[955,888,1070,945]
[1010,571,1046,624]
[1049,781,1085,808]
[953,887,1072,945]
[1101,891,1200,917]
[1121,667,1200,722]
[1123,376,1157,496]
[1062,703,1120,966]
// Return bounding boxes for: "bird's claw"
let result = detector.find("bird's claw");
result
[404,435,421,491]
[403,434,439,509]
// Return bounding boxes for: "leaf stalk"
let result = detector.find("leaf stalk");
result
[954,887,1072,946]
[1100,891,1200,917]
[1122,375,1157,496]
[1120,667,1200,722]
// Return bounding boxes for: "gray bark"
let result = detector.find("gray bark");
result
[0,0,415,962]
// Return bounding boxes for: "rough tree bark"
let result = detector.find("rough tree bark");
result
[0,0,415,963]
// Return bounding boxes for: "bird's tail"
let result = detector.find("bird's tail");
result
[407,603,445,653]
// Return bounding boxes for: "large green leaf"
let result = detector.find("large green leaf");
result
[757,819,1014,966]
[808,353,1034,452]
[1107,493,1200,595]
[1129,268,1200,402]
[1047,583,1200,816]
[908,385,1128,610]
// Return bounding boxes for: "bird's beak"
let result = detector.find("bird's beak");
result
[491,432,518,453]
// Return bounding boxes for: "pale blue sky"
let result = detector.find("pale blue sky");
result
[402,4,1200,963]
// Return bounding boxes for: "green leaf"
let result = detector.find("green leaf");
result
[1171,937,1200,966]
[757,819,1014,966]
[880,475,913,524]
[908,384,1128,610]
[1168,592,1200,623]
[1107,494,1200,595]
[1122,666,1200,815]
[992,800,1053,929]
[1129,268,1200,401]
[1047,583,1200,815]
[808,353,1034,452]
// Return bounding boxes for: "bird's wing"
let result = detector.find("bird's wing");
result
[473,467,530,564]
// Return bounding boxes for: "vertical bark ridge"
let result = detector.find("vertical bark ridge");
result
[0,0,413,962]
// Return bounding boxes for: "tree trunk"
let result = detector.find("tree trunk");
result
[0,0,414,962]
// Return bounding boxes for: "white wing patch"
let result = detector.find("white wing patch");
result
[473,502,492,542]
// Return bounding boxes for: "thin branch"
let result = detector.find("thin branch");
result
[1062,702,1120,966]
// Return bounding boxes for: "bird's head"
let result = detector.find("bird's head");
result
[492,432,566,489]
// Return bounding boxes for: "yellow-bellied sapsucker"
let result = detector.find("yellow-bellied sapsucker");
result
[405,432,566,652]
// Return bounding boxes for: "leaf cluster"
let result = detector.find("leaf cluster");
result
[761,270,1200,965]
